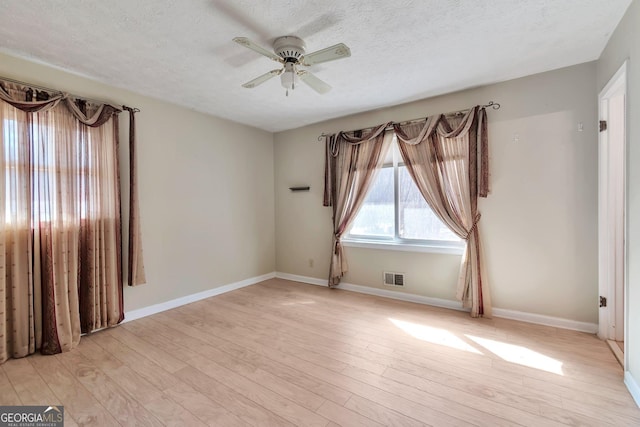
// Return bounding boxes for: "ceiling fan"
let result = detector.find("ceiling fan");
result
[233,36,351,96]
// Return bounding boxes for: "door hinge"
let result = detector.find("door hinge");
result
[599,120,607,132]
[600,296,607,308]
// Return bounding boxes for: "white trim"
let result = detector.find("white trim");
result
[275,272,598,333]
[342,239,465,255]
[123,270,599,334]
[599,60,628,99]
[337,281,466,312]
[625,371,640,408]
[598,60,628,344]
[276,272,462,311]
[491,308,597,334]
[276,272,466,311]
[275,272,327,287]
[597,92,610,339]
[123,272,276,323]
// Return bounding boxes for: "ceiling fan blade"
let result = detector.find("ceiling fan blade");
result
[297,70,331,94]
[301,43,351,66]
[242,69,283,88]
[233,37,283,63]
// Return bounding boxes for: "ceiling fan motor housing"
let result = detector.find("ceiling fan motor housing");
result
[274,36,306,63]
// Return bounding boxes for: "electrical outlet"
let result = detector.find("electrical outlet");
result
[308,258,314,268]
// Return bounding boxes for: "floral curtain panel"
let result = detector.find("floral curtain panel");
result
[123,106,146,287]
[394,107,490,317]
[0,80,134,362]
[323,123,393,286]
[323,106,490,317]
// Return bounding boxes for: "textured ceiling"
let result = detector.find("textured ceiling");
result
[0,0,631,132]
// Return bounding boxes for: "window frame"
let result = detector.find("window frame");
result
[343,138,466,255]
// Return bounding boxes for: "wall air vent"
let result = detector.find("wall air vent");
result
[384,272,404,287]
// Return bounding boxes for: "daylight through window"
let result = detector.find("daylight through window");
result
[347,137,463,249]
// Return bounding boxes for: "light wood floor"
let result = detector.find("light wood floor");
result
[1,278,639,426]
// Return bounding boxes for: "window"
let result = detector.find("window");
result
[345,137,464,253]
[3,114,108,227]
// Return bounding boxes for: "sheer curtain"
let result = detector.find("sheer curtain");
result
[323,124,393,286]
[394,107,490,317]
[0,82,124,362]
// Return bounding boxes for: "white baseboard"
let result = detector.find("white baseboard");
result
[124,272,276,323]
[275,272,328,287]
[274,272,598,333]
[491,308,598,334]
[277,271,467,312]
[336,281,468,312]
[124,270,598,334]
[625,371,640,408]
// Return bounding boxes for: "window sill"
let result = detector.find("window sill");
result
[341,239,465,255]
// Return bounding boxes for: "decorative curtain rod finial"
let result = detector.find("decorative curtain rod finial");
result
[122,105,140,113]
[482,101,500,110]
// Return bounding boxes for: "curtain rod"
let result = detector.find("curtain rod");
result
[316,101,500,141]
[0,74,140,112]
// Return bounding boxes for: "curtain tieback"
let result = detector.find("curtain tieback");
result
[464,213,482,240]
[334,238,342,255]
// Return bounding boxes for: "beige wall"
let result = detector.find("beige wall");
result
[275,62,599,324]
[0,52,276,312]
[597,0,640,394]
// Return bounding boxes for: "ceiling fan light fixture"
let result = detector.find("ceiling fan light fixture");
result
[281,69,295,89]
[233,35,351,95]
[281,62,296,96]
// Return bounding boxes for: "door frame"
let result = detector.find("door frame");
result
[597,61,627,364]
